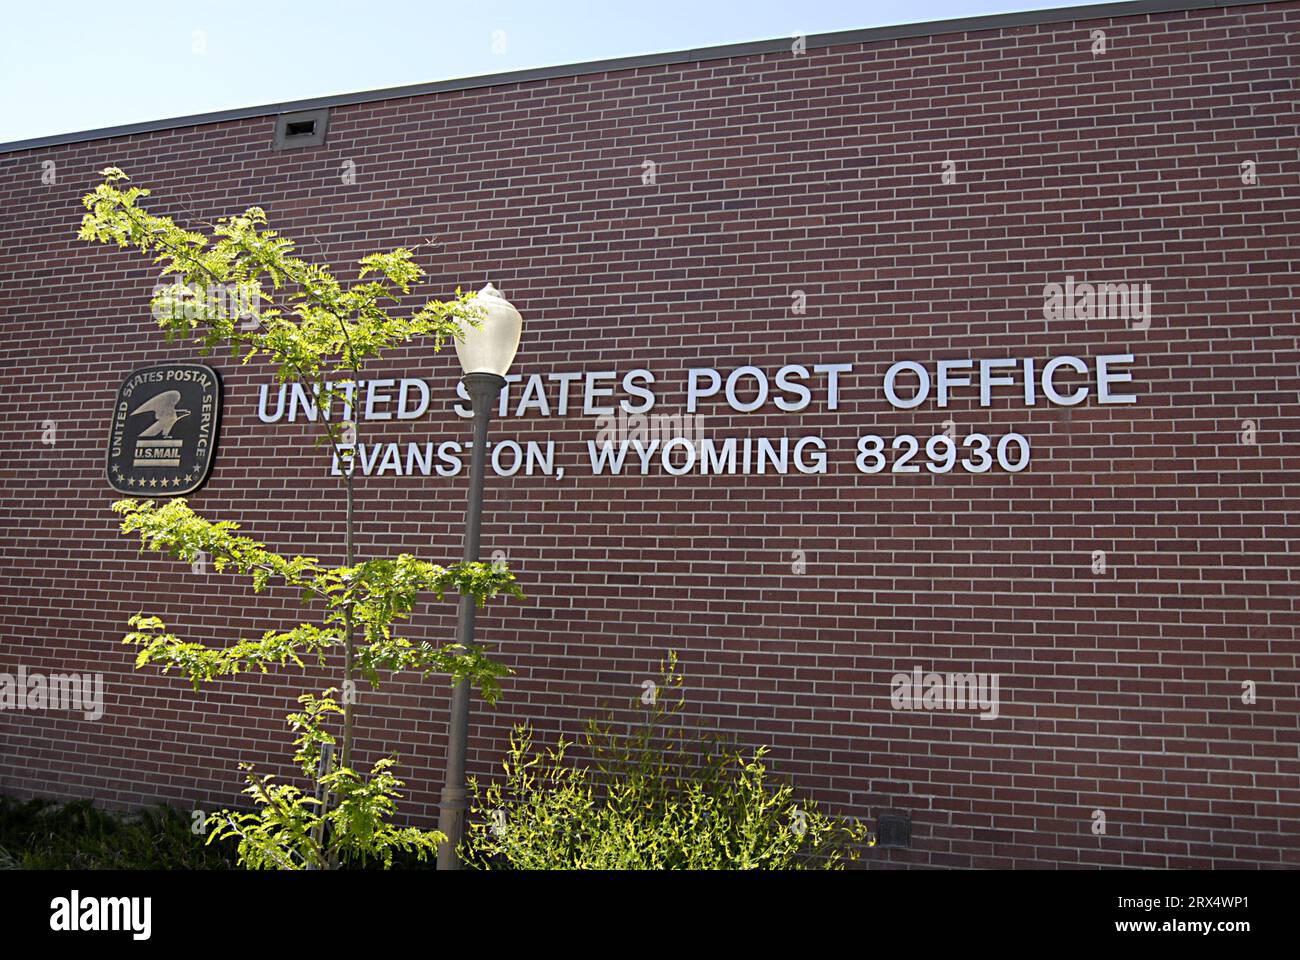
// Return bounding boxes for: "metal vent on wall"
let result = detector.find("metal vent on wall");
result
[273,108,329,150]
[876,810,912,849]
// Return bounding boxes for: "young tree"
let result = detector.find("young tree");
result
[78,168,521,868]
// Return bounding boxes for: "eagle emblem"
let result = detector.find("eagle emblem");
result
[129,390,191,438]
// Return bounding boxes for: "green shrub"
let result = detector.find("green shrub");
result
[0,795,237,870]
[463,655,874,869]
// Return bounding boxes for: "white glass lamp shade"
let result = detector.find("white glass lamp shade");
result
[455,283,523,377]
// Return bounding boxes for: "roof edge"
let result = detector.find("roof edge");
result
[0,0,1274,155]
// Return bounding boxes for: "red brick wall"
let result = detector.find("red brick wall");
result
[1,1,1297,868]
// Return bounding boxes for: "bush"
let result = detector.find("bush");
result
[0,795,237,870]
[463,655,874,869]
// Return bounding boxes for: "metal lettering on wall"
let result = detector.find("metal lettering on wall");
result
[106,363,221,495]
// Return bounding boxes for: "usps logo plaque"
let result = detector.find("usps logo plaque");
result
[106,363,221,495]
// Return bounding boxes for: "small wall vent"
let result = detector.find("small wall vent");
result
[273,108,329,150]
[876,810,912,849]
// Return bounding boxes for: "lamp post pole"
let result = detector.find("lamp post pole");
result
[435,281,521,871]
[436,371,505,870]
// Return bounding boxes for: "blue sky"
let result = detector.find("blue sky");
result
[1,0,1076,144]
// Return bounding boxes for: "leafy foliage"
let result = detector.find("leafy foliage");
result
[76,169,520,870]
[199,689,435,869]
[114,498,519,698]
[0,796,237,870]
[79,167,479,390]
[463,655,875,870]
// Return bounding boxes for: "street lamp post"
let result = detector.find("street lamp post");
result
[436,283,522,870]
